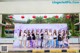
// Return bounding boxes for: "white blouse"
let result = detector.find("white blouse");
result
[49,35,53,40]
[53,34,57,38]
[19,32,24,40]
[23,33,27,40]
[48,32,52,36]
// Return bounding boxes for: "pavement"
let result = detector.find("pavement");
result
[0,44,80,51]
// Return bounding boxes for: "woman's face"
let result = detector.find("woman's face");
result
[45,29,48,32]
[49,29,52,32]
[58,31,61,34]
[28,30,30,32]
[66,30,69,35]
[40,29,43,32]
[63,30,65,33]
[24,30,26,33]
[20,29,22,31]
[36,29,39,32]
[54,30,56,33]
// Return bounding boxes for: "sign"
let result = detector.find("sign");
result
[52,0,80,4]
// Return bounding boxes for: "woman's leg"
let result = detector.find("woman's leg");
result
[40,39,43,48]
[38,39,41,48]
[54,39,56,48]
[49,40,51,48]
[45,40,48,48]
[30,40,33,48]
[24,40,26,48]
[32,40,34,47]
[62,41,65,48]
[51,40,53,48]
[28,40,30,48]
[36,39,38,48]
[58,41,60,48]
[59,41,62,48]
[20,40,22,47]
[33,40,36,48]
[48,40,50,48]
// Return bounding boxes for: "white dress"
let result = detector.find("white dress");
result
[44,32,48,40]
[19,32,24,40]
[36,32,39,39]
[48,32,53,40]
[23,33,27,41]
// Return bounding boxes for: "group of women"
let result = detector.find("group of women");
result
[19,29,70,48]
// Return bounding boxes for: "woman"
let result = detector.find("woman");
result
[44,29,48,48]
[40,29,44,48]
[36,29,40,48]
[23,30,27,48]
[62,30,66,48]
[53,30,57,48]
[31,30,36,48]
[48,29,53,48]
[58,30,62,48]
[63,30,69,48]
[19,30,24,48]
[27,30,31,48]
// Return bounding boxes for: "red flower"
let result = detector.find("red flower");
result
[44,15,47,18]
[55,15,58,19]
[66,15,70,19]
[9,15,13,19]
[32,16,36,18]
[21,16,25,19]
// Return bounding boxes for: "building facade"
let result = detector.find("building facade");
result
[0,1,80,37]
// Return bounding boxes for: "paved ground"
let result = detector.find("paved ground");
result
[0,44,80,50]
[0,44,80,53]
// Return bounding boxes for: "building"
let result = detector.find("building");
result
[0,0,80,37]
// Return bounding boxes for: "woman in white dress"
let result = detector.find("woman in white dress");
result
[53,30,57,48]
[44,29,48,48]
[19,30,24,47]
[23,30,27,48]
[36,29,40,48]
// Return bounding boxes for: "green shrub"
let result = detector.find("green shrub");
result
[70,30,80,36]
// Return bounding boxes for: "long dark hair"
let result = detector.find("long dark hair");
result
[62,30,65,40]
[36,29,39,35]
[40,29,43,33]
[28,30,30,35]
[31,30,34,34]
[63,30,65,36]
[53,30,57,35]
[58,30,61,35]
[24,30,27,36]
[19,30,22,36]
[66,30,69,35]
[45,29,48,35]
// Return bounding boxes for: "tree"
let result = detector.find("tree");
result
[27,19,32,24]
[35,17,44,23]
[63,13,79,36]
[70,14,79,36]
[1,14,14,38]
